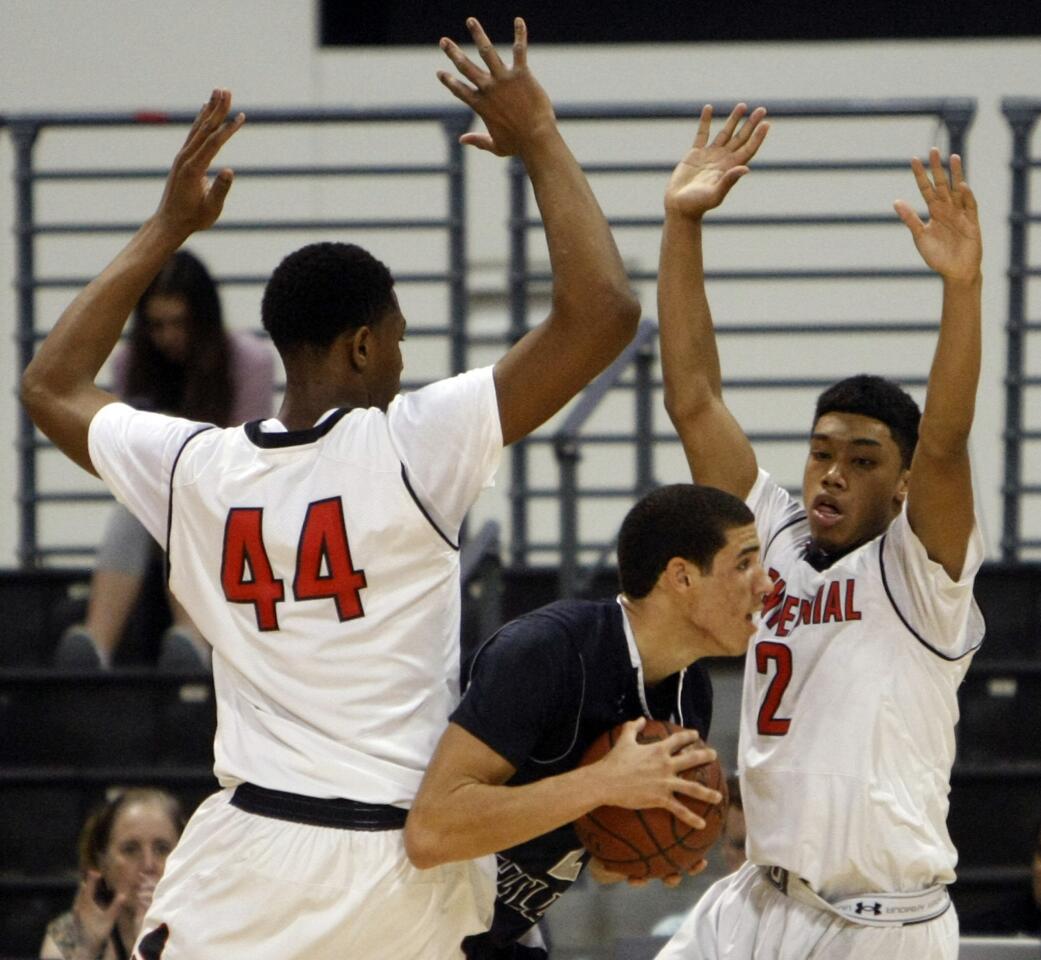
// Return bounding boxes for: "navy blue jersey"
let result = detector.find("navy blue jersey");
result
[450,598,714,958]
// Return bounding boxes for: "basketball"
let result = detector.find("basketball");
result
[573,719,728,880]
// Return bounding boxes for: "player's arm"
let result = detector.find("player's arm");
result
[19,90,244,475]
[404,719,718,868]
[658,104,769,498]
[893,150,982,580]
[438,18,640,446]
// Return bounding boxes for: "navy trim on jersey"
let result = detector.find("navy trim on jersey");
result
[765,513,806,558]
[165,426,216,584]
[400,464,458,550]
[530,651,586,766]
[878,533,982,663]
[243,407,350,449]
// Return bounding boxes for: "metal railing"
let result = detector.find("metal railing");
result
[504,99,976,581]
[1001,98,1041,560]
[7,98,983,575]
[8,105,474,565]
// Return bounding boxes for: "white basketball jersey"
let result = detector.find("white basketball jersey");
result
[88,367,502,806]
[740,470,984,899]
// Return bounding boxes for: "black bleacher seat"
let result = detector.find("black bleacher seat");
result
[957,667,1041,764]
[0,876,74,959]
[949,764,1040,870]
[973,563,1041,660]
[0,569,91,667]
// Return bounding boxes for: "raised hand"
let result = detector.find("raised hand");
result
[664,103,769,220]
[68,871,127,959]
[437,17,557,157]
[154,88,245,239]
[894,149,981,283]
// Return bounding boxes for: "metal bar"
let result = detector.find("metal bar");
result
[30,218,450,234]
[4,100,974,130]
[443,113,472,376]
[30,272,453,288]
[552,99,976,121]
[603,214,905,229]
[634,338,655,497]
[1002,109,1038,560]
[12,122,40,568]
[3,105,474,127]
[580,159,918,175]
[532,268,936,282]
[32,163,452,180]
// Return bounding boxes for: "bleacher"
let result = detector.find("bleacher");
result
[0,567,218,956]
[3,96,1041,957]
[0,561,1038,956]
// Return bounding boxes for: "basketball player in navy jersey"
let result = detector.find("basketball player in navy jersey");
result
[20,19,641,960]
[655,105,984,958]
[406,483,772,958]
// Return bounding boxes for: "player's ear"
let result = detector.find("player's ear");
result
[662,556,696,593]
[894,467,910,507]
[349,325,372,370]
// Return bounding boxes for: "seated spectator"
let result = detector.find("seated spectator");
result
[54,250,274,672]
[39,787,186,960]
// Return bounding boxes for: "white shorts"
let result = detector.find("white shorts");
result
[131,788,495,960]
[655,861,958,960]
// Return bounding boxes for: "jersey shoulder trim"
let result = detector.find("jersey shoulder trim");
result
[764,512,807,558]
[878,532,982,663]
[400,464,457,550]
[165,425,217,582]
[243,408,350,449]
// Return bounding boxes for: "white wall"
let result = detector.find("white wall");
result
[2,0,1040,566]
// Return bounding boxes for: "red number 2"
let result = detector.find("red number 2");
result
[221,499,367,631]
[755,641,793,736]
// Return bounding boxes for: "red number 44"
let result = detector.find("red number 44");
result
[220,497,367,631]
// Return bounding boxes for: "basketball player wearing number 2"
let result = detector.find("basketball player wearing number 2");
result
[20,19,642,960]
[656,104,984,959]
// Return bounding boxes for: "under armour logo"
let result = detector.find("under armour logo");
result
[854,901,882,916]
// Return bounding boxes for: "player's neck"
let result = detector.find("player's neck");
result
[277,344,378,430]
[275,390,367,431]
[621,594,701,687]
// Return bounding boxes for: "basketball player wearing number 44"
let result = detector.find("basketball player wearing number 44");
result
[406,483,773,959]
[19,17,645,960]
[655,104,984,959]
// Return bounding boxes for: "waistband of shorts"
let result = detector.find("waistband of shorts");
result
[762,866,951,927]
[230,782,407,831]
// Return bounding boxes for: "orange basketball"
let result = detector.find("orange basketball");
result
[574,719,728,880]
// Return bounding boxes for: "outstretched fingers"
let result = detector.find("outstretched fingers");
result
[439,35,487,94]
[179,89,243,173]
[693,104,714,149]
[733,112,769,164]
[512,17,528,70]
[893,199,924,239]
[714,102,749,146]
[928,146,951,201]
[467,17,507,76]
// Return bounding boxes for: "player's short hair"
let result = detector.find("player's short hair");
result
[617,484,754,599]
[261,242,396,355]
[813,374,921,469]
